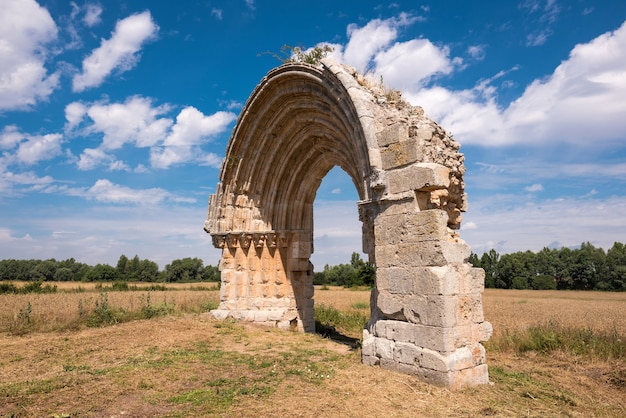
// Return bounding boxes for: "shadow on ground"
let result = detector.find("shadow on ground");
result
[315,321,361,350]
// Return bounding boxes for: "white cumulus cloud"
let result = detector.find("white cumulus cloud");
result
[87,179,171,204]
[68,96,236,170]
[164,108,237,147]
[408,20,626,148]
[72,11,158,92]
[16,133,63,165]
[0,125,63,166]
[525,183,544,192]
[83,96,172,149]
[0,0,60,110]
[83,3,103,27]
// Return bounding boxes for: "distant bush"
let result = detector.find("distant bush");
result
[0,281,57,294]
[0,282,18,294]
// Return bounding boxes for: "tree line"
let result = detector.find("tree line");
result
[469,241,626,291]
[3,241,624,291]
[0,255,220,283]
[313,252,376,287]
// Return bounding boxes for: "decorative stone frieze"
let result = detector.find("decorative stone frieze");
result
[204,59,491,388]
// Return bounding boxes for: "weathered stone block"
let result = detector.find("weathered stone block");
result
[381,139,421,169]
[379,359,418,376]
[379,267,413,294]
[441,242,472,263]
[406,294,458,327]
[374,210,449,245]
[394,341,421,365]
[377,123,409,147]
[362,355,380,366]
[420,345,484,372]
[291,241,311,259]
[375,336,395,360]
[375,242,448,268]
[458,294,485,324]
[448,364,490,389]
[210,309,229,320]
[375,290,406,320]
[387,163,451,194]
[361,334,376,357]
[370,197,416,218]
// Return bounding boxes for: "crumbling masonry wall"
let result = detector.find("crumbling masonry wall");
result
[204,59,491,388]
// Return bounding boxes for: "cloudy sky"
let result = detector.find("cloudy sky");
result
[2,0,626,269]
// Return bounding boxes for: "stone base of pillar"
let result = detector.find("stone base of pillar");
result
[362,321,491,389]
[210,307,315,332]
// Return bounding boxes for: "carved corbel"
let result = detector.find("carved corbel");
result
[252,233,265,248]
[240,233,253,249]
[266,233,277,248]
[226,234,240,248]
[212,234,227,249]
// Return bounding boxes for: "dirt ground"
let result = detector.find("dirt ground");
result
[1,308,624,417]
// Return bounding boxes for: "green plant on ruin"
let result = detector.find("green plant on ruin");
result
[261,44,334,65]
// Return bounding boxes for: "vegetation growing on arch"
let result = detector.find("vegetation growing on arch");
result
[262,44,334,65]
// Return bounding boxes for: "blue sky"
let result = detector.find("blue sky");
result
[2,0,626,269]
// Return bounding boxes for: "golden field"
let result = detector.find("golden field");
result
[0,285,624,417]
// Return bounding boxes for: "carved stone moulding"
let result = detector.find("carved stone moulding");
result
[211,231,294,250]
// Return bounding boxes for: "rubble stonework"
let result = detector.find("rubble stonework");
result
[204,59,491,388]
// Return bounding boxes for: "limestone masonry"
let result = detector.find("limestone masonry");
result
[204,59,491,388]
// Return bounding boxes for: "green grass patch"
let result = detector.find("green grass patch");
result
[489,365,578,407]
[351,301,369,310]
[314,303,368,335]
[487,322,626,360]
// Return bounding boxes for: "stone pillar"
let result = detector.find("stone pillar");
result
[360,196,492,389]
[209,230,315,332]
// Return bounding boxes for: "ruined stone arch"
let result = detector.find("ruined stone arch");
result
[204,60,491,388]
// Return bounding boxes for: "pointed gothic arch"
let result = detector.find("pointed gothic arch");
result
[204,60,491,388]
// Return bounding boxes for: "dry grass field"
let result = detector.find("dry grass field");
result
[1,285,625,417]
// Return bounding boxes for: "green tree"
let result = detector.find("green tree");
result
[84,264,118,282]
[116,255,129,278]
[606,242,626,290]
[480,249,500,288]
[511,276,529,289]
[137,259,159,282]
[54,267,74,281]
[163,258,205,282]
[569,242,606,290]
[323,263,357,287]
[30,259,57,281]
[202,264,220,282]
[532,274,557,290]
[468,252,481,268]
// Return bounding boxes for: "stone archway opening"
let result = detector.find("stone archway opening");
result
[312,166,364,270]
[204,60,492,389]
